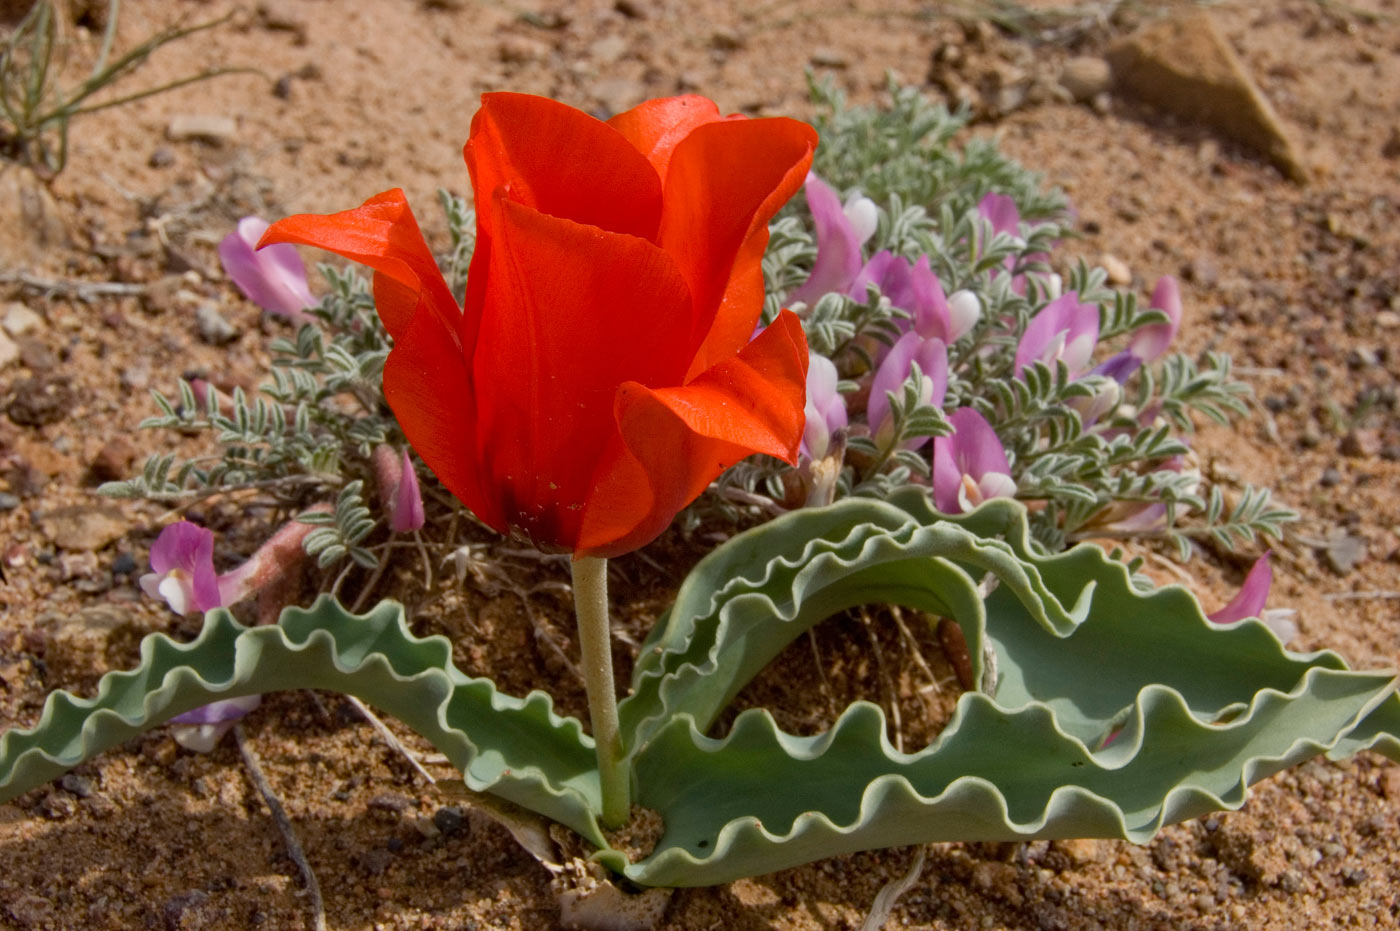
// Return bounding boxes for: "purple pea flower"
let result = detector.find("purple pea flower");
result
[218,216,318,323]
[1207,553,1272,625]
[978,192,1022,240]
[868,333,947,452]
[1208,552,1297,643]
[978,192,1058,296]
[801,353,847,462]
[1093,276,1185,384]
[373,445,426,533]
[789,172,878,306]
[1014,292,1101,378]
[140,511,327,751]
[932,408,1017,514]
[139,521,222,615]
[853,253,980,345]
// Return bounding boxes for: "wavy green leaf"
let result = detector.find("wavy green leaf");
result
[612,494,1400,886]
[0,596,606,846]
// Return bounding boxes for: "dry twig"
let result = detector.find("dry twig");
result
[234,724,327,931]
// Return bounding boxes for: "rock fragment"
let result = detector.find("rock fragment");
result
[1106,12,1308,183]
[167,114,238,145]
[0,331,17,371]
[6,375,74,426]
[39,505,129,551]
[195,304,240,345]
[2,302,43,337]
[1059,56,1112,102]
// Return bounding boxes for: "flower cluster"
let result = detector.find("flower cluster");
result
[782,168,1193,531]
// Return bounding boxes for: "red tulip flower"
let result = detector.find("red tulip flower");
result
[263,94,816,558]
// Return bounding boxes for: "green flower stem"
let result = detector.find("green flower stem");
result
[572,555,630,827]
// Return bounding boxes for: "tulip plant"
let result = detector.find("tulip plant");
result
[5,86,1397,903]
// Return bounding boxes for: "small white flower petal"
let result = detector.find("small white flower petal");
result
[842,194,879,247]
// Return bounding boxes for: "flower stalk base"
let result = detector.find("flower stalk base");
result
[572,555,630,827]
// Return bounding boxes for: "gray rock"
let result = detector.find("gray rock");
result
[195,304,240,345]
[1059,56,1112,102]
[166,114,238,145]
[1325,535,1367,575]
[433,805,469,836]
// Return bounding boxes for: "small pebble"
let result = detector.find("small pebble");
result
[1102,253,1132,285]
[1340,429,1380,458]
[433,806,468,836]
[112,552,137,575]
[0,492,19,511]
[195,304,240,345]
[2,302,43,337]
[368,793,411,813]
[59,772,95,798]
[809,47,849,68]
[166,114,237,145]
[1058,56,1112,102]
[1319,467,1343,487]
[1346,346,1379,369]
[1325,534,1367,575]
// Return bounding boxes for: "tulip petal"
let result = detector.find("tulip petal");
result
[579,311,809,557]
[466,92,662,242]
[261,189,457,342]
[607,94,730,183]
[658,117,816,377]
[469,197,698,548]
[383,286,503,535]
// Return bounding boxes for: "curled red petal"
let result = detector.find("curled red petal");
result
[606,95,729,183]
[576,310,809,557]
[656,117,816,378]
[259,189,457,341]
[465,92,662,242]
[471,196,696,549]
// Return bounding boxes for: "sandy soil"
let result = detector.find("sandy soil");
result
[1,0,1398,928]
